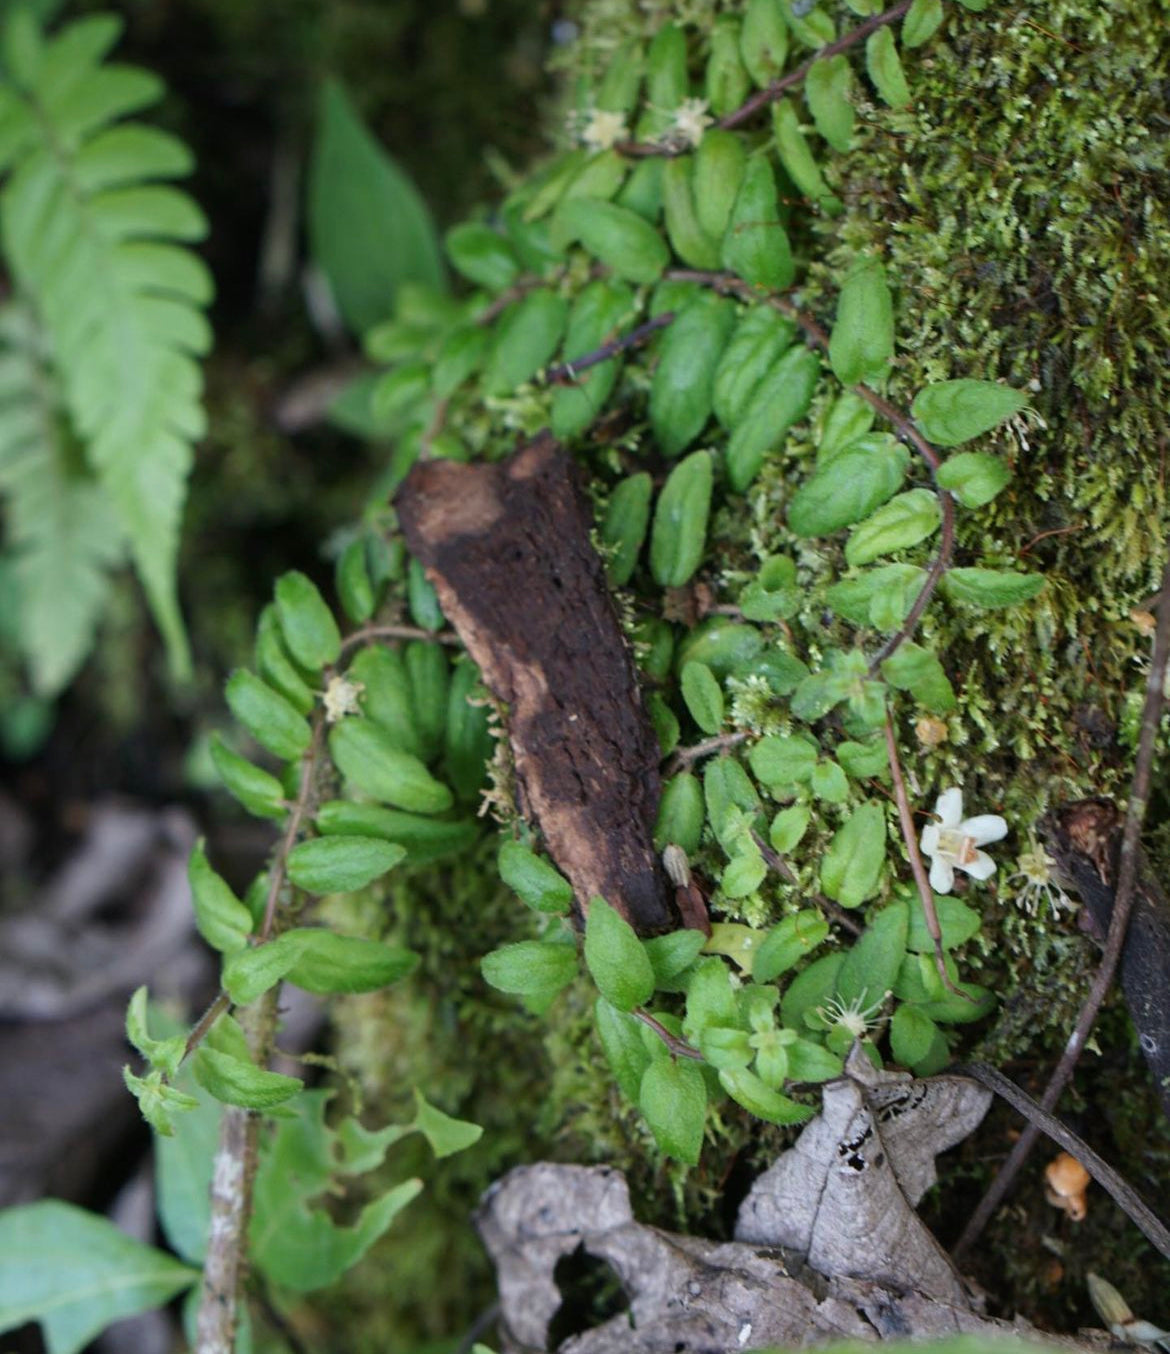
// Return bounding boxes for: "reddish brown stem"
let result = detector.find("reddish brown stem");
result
[544,313,674,386]
[633,1008,704,1061]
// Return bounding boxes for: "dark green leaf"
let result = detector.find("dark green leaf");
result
[484,288,567,395]
[865,27,911,107]
[753,910,829,982]
[481,940,578,1000]
[780,951,843,1031]
[584,896,655,1012]
[891,1004,940,1066]
[595,996,651,1101]
[316,800,478,865]
[820,802,886,907]
[680,661,724,734]
[911,379,1028,446]
[444,222,520,292]
[330,718,454,813]
[725,344,820,492]
[650,293,735,457]
[209,733,286,821]
[650,450,713,588]
[643,929,707,986]
[720,154,793,290]
[286,836,406,893]
[654,772,705,855]
[805,54,853,151]
[880,641,956,714]
[828,256,893,386]
[498,839,574,914]
[307,79,444,334]
[601,473,653,586]
[941,567,1046,608]
[274,570,341,671]
[225,669,312,762]
[191,1048,302,1110]
[903,0,944,46]
[749,733,817,790]
[788,435,909,536]
[283,928,418,994]
[836,900,908,1007]
[906,895,982,952]
[188,841,252,955]
[555,197,669,284]
[639,1057,707,1163]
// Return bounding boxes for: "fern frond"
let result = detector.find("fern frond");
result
[0,8,212,682]
[0,304,124,694]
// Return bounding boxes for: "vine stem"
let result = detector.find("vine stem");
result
[543,312,674,386]
[260,710,326,940]
[338,621,461,660]
[633,1008,704,1060]
[952,546,1170,1264]
[666,729,748,772]
[883,707,964,997]
[616,0,914,155]
[663,268,954,665]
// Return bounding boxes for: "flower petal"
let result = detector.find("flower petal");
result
[934,787,963,828]
[961,850,997,881]
[961,814,1008,846]
[920,824,941,855]
[929,855,955,894]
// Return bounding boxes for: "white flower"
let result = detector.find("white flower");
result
[579,107,628,152]
[322,675,364,723]
[668,97,713,149]
[919,787,1008,894]
[1005,832,1075,917]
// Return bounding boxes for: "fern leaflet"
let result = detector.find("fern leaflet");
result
[0,8,212,685]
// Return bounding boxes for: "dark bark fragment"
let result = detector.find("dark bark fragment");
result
[1042,799,1170,1120]
[396,435,673,932]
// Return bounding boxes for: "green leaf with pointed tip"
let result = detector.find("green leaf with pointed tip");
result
[941,567,1046,608]
[444,222,519,292]
[191,1047,302,1110]
[911,379,1029,447]
[866,26,911,107]
[845,488,941,566]
[836,900,908,1008]
[806,54,853,151]
[125,986,186,1078]
[601,472,653,586]
[308,78,444,334]
[906,895,982,953]
[785,1039,843,1083]
[221,931,307,1004]
[409,1089,482,1158]
[780,951,843,1031]
[721,154,794,291]
[481,941,578,1001]
[188,841,252,954]
[936,450,1012,507]
[595,996,652,1101]
[124,1065,199,1137]
[704,756,763,850]
[286,836,406,894]
[643,929,707,987]
[0,1200,198,1354]
[484,288,567,395]
[820,802,886,907]
[498,839,574,914]
[881,642,956,713]
[585,895,655,1012]
[639,1056,707,1163]
[654,772,705,855]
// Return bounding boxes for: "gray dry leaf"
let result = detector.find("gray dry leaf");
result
[477,1049,1107,1353]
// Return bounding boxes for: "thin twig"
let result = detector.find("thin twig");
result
[633,1007,704,1060]
[953,548,1170,1263]
[884,708,965,997]
[956,1061,1170,1262]
[752,830,863,936]
[338,621,461,661]
[183,990,231,1061]
[616,0,913,155]
[666,730,748,773]
[260,711,325,941]
[544,313,674,386]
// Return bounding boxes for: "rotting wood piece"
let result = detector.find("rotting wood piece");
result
[396,435,674,932]
[1042,798,1170,1121]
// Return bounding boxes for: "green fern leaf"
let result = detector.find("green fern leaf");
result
[0,9,212,681]
[0,305,123,694]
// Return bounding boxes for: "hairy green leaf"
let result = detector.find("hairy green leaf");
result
[650,449,713,587]
[829,256,894,386]
[911,379,1028,446]
[941,567,1046,608]
[585,895,655,1012]
[498,839,574,914]
[191,1047,302,1110]
[282,928,418,994]
[845,488,941,566]
[188,840,252,955]
[286,835,406,894]
[788,435,909,536]
[225,668,312,762]
[820,802,887,907]
[330,717,454,813]
[640,1056,707,1163]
